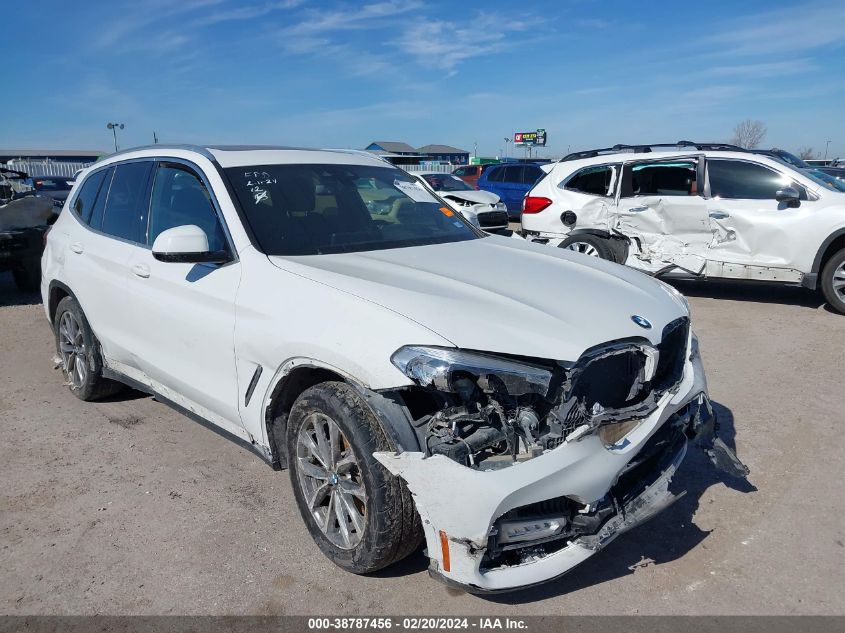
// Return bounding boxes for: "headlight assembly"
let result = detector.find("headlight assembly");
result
[390,345,553,396]
[655,278,690,314]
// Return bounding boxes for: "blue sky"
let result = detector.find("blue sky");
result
[4,0,845,158]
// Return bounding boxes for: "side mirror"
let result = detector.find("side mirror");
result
[775,186,800,207]
[151,225,230,264]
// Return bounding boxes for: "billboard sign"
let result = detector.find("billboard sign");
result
[514,129,547,146]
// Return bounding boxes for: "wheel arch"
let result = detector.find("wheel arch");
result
[262,359,420,470]
[811,228,845,283]
[47,280,77,324]
[563,229,630,264]
[566,228,613,240]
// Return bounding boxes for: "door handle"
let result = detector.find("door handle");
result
[709,211,731,220]
[69,242,84,254]
[627,206,648,213]
[131,263,150,278]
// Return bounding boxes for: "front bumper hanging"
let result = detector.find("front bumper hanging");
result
[375,354,748,593]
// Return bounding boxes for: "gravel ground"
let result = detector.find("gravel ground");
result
[1,271,844,615]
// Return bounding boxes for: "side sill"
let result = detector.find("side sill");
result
[102,367,276,469]
[801,273,818,290]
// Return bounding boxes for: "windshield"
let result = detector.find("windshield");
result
[774,151,809,169]
[225,164,481,255]
[807,169,845,192]
[421,173,474,192]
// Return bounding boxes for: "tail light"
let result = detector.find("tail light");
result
[523,196,552,214]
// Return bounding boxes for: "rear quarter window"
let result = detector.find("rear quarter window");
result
[564,165,616,196]
[502,166,522,183]
[522,166,544,185]
[72,169,108,224]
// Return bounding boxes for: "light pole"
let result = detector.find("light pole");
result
[504,137,510,159]
[106,122,124,152]
[825,140,832,160]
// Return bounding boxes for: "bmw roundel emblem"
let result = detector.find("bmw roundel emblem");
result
[631,315,652,329]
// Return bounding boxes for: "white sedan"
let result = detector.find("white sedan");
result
[412,172,510,234]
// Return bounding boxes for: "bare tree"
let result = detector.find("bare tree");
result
[730,119,767,149]
[797,146,815,160]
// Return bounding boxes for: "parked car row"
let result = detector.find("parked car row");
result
[518,141,845,314]
[411,172,510,234]
[1,167,57,291]
[452,162,548,219]
[40,144,746,594]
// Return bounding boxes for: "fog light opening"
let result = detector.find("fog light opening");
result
[598,420,641,447]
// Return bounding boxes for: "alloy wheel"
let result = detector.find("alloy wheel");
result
[565,241,600,257]
[58,311,87,388]
[295,412,367,549]
[833,261,845,300]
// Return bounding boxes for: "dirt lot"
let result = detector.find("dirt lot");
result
[1,271,844,616]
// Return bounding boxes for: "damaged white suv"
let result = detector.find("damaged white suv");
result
[42,145,746,593]
[521,142,845,314]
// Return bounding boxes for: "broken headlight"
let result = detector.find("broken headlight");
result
[391,346,552,396]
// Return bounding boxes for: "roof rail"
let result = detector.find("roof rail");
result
[98,144,217,162]
[323,148,396,167]
[560,141,748,162]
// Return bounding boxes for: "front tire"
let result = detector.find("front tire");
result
[53,296,123,401]
[287,382,422,574]
[820,248,845,314]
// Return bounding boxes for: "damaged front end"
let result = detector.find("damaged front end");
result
[375,320,748,592]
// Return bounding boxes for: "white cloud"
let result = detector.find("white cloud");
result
[702,1,845,56]
[282,0,422,37]
[194,0,304,27]
[703,59,818,78]
[90,0,224,51]
[395,12,536,75]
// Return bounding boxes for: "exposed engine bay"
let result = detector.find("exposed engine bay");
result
[391,318,692,470]
[377,319,749,592]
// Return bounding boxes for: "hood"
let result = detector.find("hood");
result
[268,237,687,362]
[439,189,499,206]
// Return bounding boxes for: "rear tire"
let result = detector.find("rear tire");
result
[820,247,845,314]
[287,381,423,574]
[559,234,616,261]
[53,296,123,401]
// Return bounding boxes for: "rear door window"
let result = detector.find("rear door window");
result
[100,162,153,242]
[487,167,505,182]
[73,169,108,224]
[621,160,698,198]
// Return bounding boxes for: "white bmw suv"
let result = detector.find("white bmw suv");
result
[42,144,746,593]
[521,142,845,314]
